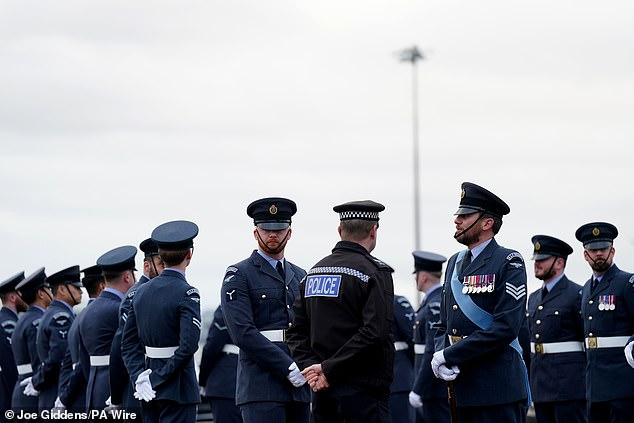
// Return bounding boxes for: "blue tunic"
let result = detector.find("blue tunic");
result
[10,305,44,410]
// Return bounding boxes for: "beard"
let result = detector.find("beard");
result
[590,258,611,273]
[257,236,286,254]
[455,227,480,246]
[535,267,556,281]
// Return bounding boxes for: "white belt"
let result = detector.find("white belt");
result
[72,363,78,370]
[222,344,240,355]
[145,346,178,358]
[585,336,630,349]
[90,355,110,366]
[414,344,426,354]
[530,341,584,354]
[17,363,33,375]
[394,341,408,351]
[260,330,286,343]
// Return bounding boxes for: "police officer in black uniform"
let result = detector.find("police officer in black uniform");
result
[199,305,242,423]
[109,238,163,418]
[11,268,53,412]
[221,197,310,423]
[29,266,83,411]
[575,222,634,423]
[390,294,415,423]
[55,265,105,412]
[433,182,529,423]
[409,251,450,423]
[287,200,394,423]
[527,235,586,423]
[76,246,137,412]
[122,220,201,423]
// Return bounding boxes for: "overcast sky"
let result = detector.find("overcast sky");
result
[1,1,633,313]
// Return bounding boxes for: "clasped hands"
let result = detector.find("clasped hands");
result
[300,363,329,392]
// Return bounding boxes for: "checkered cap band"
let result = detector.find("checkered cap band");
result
[338,211,379,221]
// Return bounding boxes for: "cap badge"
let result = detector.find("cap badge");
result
[460,188,465,199]
[269,204,278,215]
[535,242,541,251]
[592,227,600,237]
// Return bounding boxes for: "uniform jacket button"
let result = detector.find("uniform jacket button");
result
[261,294,267,299]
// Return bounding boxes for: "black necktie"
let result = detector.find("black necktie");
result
[591,278,599,291]
[461,251,472,273]
[541,286,549,300]
[276,261,286,280]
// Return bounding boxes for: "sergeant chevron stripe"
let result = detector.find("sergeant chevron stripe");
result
[505,283,526,300]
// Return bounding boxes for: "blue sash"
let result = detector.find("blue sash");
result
[450,250,531,405]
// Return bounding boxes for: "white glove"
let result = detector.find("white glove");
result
[133,369,156,402]
[103,396,122,416]
[431,350,446,378]
[52,396,66,412]
[199,386,207,397]
[408,391,423,408]
[625,341,634,368]
[20,377,39,397]
[287,362,307,387]
[436,364,461,381]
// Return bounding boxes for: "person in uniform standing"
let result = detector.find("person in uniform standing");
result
[526,235,586,423]
[574,222,634,422]
[26,266,83,411]
[55,265,105,412]
[432,182,529,423]
[76,246,137,411]
[408,251,450,423]
[221,197,310,423]
[390,294,415,423]
[287,200,394,423]
[11,268,53,412]
[109,238,163,417]
[0,272,25,418]
[122,220,201,423]
[199,304,242,423]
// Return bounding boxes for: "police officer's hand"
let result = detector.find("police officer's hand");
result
[287,362,307,387]
[134,369,156,402]
[625,341,634,368]
[20,377,39,397]
[302,364,329,392]
[408,391,423,408]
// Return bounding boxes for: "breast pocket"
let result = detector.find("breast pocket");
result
[249,287,283,323]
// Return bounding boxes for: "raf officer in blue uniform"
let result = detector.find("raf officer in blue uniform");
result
[109,238,163,417]
[527,235,586,423]
[122,220,201,423]
[0,272,25,418]
[575,222,634,423]
[287,200,394,423]
[409,251,450,423]
[11,268,53,412]
[28,266,83,411]
[77,246,137,411]
[221,197,310,423]
[199,305,242,423]
[390,294,415,423]
[433,182,529,423]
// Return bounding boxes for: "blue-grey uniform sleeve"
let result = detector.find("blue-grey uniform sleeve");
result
[121,298,146,383]
[32,312,73,390]
[443,253,527,366]
[148,288,201,390]
[221,269,294,379]
[199,306,230,387]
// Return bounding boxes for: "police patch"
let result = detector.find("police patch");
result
[305,275,341,298]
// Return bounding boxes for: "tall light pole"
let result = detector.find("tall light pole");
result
[399,46,424,251]
[399,45,424,305]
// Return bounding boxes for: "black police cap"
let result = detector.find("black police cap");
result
[139,238,159,258]
[97,246,137,272]
[412,251,447,273]
[151,220,199,251]
[15,267,48,294]
[531,235,573,260]
[575,222,618,250]
[46,265,83,288]
[247,197,297,230]
[455,182,510,218]
[0,271,26,294]
[333,200,385,221]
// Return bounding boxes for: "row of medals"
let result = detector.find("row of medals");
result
[462,279,494,294]
[598,295,616,311]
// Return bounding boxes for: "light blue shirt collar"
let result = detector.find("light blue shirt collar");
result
[104,287,125,300]
[257,249,284,271]
[470,238,492,260]
[544,273,564,292]
[164,267,186,277]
